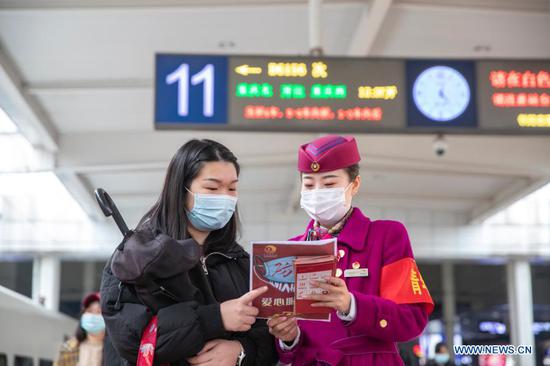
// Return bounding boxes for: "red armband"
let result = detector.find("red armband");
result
[380,257,434,314]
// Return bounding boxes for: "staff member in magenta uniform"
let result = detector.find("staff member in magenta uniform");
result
[268,135,434,366]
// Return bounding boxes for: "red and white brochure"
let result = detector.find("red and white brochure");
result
[249,238,337,321]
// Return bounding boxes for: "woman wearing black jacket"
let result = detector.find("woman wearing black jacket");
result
[100,139,275,366]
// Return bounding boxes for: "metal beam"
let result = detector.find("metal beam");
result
[0,0,365,9]
[348,0,393,56]
[468,177,550,224]
[0,45,58,152]
[0,0,544,11]
[56,130,317,168]
[55,130,540,178]
[309,0,323,54]
[24,79,152,94]
[58,157,536,178]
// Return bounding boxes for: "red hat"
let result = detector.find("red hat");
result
[298,135,361,173]
[82,292,100,309]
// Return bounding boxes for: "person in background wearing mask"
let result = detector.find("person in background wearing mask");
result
[426,343,455,366]
[55,292,104,366]
[101,139,275,366]
[268,135,434,366]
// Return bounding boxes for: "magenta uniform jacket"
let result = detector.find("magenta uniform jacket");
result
[276,208,434,366]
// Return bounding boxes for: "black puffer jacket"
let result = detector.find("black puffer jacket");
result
[100,241,276,366]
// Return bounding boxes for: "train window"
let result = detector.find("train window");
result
[39,360,52,366]
[0,354,6,366]
[14,355,33,366]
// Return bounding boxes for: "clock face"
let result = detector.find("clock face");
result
[412,66,471,122]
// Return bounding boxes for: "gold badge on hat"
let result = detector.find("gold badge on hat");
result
[311,161,320,172]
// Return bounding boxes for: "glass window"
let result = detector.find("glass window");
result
[14,355,34,366]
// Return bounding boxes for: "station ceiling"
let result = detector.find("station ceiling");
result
[0,0,549,238]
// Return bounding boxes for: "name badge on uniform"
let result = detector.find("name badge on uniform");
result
[344,268,369,277]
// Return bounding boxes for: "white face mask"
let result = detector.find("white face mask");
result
[300,184,352,227]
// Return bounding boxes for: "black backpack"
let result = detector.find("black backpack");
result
[95,188,201,313]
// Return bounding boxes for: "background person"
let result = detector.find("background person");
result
[55,292,104,366]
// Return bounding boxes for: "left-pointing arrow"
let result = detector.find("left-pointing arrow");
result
[235,64,262,76]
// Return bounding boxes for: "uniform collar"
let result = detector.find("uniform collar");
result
[336,207,371,251]
[296,207,371,251]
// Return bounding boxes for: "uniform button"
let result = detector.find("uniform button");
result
[335,268,343,277]
[352,261,361,269]
[338,249,346,258]
[379,319,388,328]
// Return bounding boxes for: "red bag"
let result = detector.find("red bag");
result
[137,316,169,366]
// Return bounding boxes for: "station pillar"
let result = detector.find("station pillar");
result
[506,257,535,366]
[83,261,97,295]
[32,256,61,311]
[442,261,456,354]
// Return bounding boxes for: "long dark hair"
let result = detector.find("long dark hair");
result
[75,309,88,343]
[138,139,241,253]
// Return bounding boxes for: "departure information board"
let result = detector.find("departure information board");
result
[154,54,550,134]
[477,61,550,131]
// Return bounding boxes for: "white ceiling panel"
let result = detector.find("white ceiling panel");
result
[32,89,153,132]
[0,3,363,83]
[363,169,517,198]
[85,170,165,195]
[371,4,550,58]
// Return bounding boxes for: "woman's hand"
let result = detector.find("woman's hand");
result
[187,339,242,366]
[307,276,352,314]
[220,286,268,332]
[267,316,299,343]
